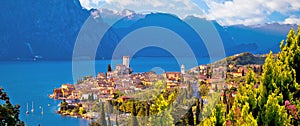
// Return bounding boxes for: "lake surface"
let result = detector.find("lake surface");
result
[0,57,213,126]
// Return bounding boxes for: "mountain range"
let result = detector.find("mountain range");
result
[0,0,297,61]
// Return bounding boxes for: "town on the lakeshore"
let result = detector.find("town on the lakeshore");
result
[49,54,264,123]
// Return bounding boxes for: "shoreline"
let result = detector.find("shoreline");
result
[48,52,265,122]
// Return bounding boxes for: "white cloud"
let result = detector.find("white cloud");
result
[205,0,300,25]
[79,0,205,18]
[205,0,267,25]
[79,0,106,10]
[282,16,300,25]
[79,0,300,26]
[265,0,300,14]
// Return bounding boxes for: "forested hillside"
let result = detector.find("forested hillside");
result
[202,26,300,125]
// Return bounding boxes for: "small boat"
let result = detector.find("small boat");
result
[41,107,44,115]
[31,101,34,113]
[26,103,29,114]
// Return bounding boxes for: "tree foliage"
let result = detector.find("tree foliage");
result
[257,26,300,125]
[98,102,107,126]
[261,93,289,126]
[226,69,258,125]
[0,88,25,126]
[219,26,300,126]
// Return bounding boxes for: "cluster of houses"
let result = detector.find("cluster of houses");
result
[50,84,78,100]
[188,63,262,100]
[227,64,262,78]
[50,56,263,119]
[50,56,187,103]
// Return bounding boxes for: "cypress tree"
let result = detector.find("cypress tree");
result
[188,106,194,125]
[183,106,194,125]
[108,64,112,72]
[242,69,245,76]
[107,115,111,126]
[195,98,201,124]
[99,102,107,126]
[131,102,138,126]
[116,112,119,126]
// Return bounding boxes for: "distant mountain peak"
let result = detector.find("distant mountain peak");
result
[95,8,138,18]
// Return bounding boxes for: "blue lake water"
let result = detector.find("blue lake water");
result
[0,57,214,126]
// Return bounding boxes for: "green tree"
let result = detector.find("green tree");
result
[108,64,112,72]
[201,25,300,126]
[187,82,194,98]
[137,103,148,126]
[245,68,256,85]
[260,93,289,125]
[130,102,138,126]
[107,115,111,126]
[215,103,225,126]
[60,99,68,112]
[227,103,257,126]
[195,98,201,124]
[148,91,174,125]
[78,106,86,115]
[201,103,225,126]
[98,102,107,126]
[276,26,300,125]
[105,101,113,114]
[226,68,258,125]
[116,110,119,126]
[279,27,300,84]
[149,107,174,126]
[242,69,245,76]
[0,88,25,126]
[185,106,194,125]
[244,69,259,117]
[277,27,300,100]
[199,84,209,97]
[257,52,276,123]
[257,26,300,125]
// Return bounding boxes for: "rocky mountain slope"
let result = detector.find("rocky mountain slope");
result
[0,0,297,60]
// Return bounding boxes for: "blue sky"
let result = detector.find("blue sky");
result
[79,0,300,26]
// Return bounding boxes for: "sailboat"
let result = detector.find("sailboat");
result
[31,101,34,113]
[26,103,29,114]
[41,106,44,115]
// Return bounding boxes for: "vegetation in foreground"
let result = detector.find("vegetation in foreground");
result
[58,99,87,117]
[0,88,25,126]
[202,26,300,126]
